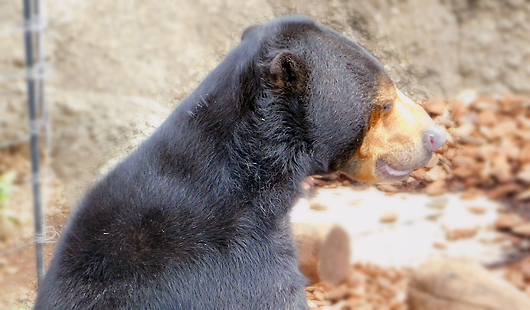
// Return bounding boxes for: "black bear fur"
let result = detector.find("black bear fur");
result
[35,15,393,309]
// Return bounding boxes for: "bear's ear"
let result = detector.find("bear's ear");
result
[241,24,259,41]
[269,52,309,95]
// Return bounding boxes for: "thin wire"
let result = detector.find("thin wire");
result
[0,135,31,149]
[0,116,47,150]
[0,226,60,256]
[0,63,49,84]
[0,10,47,37]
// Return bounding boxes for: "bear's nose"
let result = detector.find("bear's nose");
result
[423,125,446,152]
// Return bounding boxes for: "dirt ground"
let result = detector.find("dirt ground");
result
[2,148,530,309]
[0,150,70,309]
[1,0,530,309]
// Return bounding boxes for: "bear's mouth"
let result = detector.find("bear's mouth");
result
[376,160,413,181]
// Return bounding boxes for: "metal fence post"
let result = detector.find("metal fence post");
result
[22,0,46,286]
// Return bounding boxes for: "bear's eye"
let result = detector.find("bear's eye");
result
[382,102,393,113]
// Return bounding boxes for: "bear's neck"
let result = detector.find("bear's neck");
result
[146,92,312,224]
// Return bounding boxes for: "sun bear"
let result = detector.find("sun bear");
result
[35,15,446,309]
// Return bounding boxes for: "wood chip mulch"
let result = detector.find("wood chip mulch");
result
[306,264,410,310]
[305,92,530,309]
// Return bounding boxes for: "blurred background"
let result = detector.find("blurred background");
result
[1,0,530,309]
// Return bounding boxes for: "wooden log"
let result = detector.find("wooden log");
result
[293,223,350,285]
[408,258,530,310]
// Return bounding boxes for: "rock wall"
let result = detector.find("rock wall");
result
[1,0,529,203]
[268,0,530,98]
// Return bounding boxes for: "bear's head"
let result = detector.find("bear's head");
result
[240,16,446,183]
